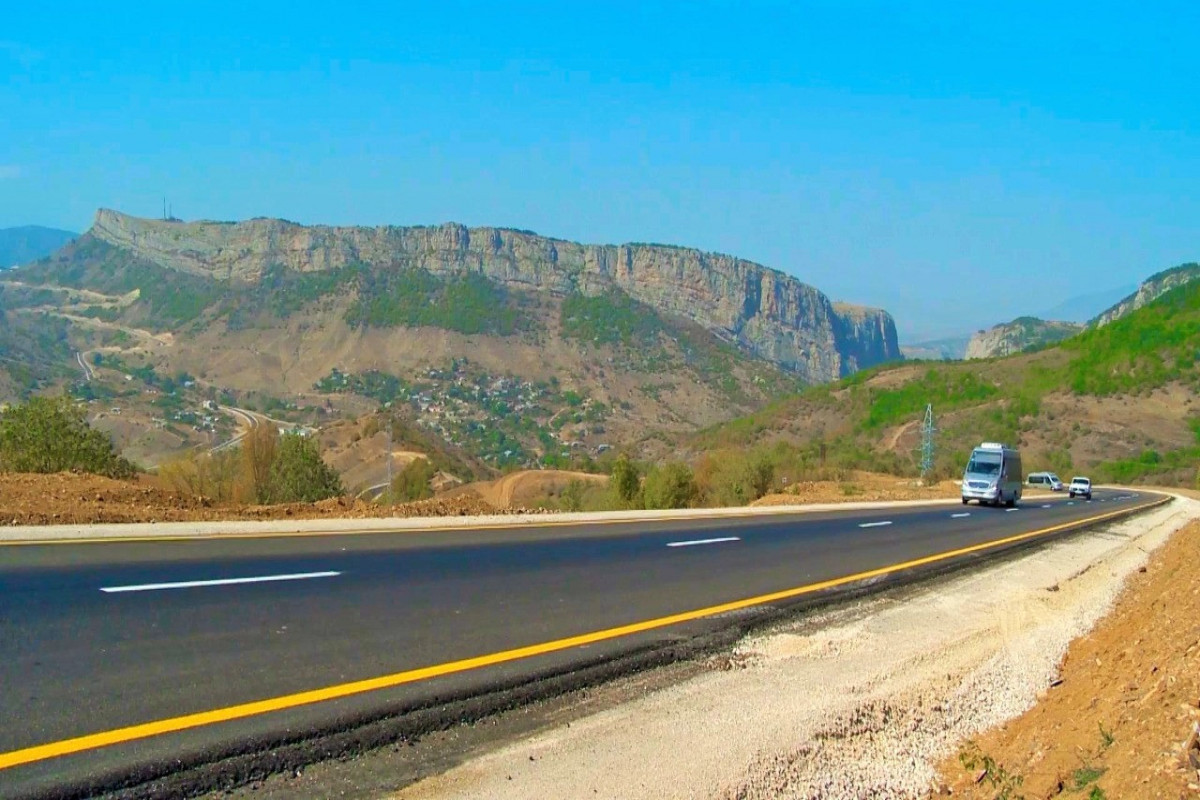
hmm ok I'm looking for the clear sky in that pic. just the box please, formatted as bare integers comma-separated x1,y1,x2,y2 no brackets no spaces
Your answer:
2,2,1196,339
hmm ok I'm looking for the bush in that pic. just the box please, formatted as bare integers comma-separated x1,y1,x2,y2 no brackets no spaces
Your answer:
268,434,344,503
642,462,697,509
0,396,136,478
389,458,435,502
695,449,775,507
158,449,242,502
610,455,641,507
242,423,278,503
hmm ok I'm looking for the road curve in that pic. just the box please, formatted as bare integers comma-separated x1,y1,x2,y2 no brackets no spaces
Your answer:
0,489,1167,798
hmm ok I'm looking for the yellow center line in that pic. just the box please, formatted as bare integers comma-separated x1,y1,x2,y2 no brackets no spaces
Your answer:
0,497,1166,771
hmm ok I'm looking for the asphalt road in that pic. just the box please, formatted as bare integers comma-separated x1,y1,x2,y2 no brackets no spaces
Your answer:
0,489,1164,798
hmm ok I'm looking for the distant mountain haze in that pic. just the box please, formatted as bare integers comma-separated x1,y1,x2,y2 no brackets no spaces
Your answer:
1035,284,1139,324
0,226,77,268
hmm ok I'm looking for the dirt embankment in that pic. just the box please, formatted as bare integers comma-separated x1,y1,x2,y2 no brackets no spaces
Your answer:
939,518,1200,798
0,472,501,525
455,469,609,509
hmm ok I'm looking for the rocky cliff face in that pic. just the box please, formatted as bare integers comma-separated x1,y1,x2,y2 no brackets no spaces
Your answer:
965,317,1083,359
1092,264,1200,327
89,209,901,381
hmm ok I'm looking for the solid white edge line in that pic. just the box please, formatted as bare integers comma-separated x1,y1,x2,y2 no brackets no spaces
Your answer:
665,537,741,548
858,521,893,528
100,571,342,593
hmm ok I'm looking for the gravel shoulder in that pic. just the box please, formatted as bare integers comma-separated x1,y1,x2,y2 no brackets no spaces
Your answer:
390,497,1198,800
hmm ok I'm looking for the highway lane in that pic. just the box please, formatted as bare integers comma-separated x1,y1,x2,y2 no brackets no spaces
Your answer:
0,489,1164,796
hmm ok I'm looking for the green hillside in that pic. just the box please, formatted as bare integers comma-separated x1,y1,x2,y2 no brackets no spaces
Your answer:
695,279,1200,486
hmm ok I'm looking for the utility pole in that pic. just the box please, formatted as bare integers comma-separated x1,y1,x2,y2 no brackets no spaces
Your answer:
920,403,936,482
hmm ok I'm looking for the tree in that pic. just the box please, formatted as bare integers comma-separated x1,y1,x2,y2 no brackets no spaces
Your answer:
268,434,343,502
610,454,641,507
0,396,136,478
389,457,435,502
642,462,697,510
242,423,278,503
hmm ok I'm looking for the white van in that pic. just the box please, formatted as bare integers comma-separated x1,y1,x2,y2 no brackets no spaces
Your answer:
1027,472,1064,491
961,442,1023,507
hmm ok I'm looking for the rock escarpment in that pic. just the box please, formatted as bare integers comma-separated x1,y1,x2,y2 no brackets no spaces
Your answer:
965,317,1083,359
90,209,901,381
1092,263,1200,327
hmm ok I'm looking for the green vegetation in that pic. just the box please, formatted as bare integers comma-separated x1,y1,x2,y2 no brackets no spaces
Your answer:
610,455,641,507
161,428,342,504
862,369,1000,430
222,262,362,326
347,268,526,335
386,458,435,502
0,396,136,478
696,279,1200,484
958,742,1025,799
268,434,344,502
21,236,226,328
1062,280,1200,395
0,310,73,396
642,461,698,509
317,362,608,470
560,290,665,347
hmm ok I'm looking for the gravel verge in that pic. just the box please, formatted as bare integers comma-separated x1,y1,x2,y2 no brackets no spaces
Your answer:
392,496,1197,800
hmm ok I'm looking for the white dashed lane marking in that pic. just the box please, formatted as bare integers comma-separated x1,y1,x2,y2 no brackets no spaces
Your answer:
666,537,741,548
101,571,342,593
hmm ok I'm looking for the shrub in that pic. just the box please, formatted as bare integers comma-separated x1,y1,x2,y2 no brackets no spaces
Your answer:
0,396,136,478
642,462,698,509
695,449,775,507
268,434,344,503
158,449,241,502
242,424,278,504
389,457,435,502
610,455,641,507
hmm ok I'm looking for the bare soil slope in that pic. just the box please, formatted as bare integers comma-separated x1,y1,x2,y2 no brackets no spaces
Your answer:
459,470,610,509
940,518,1200,798
0,472,499,525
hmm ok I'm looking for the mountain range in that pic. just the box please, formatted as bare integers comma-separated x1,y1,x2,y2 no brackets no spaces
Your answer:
0,209,901,469
0,225,76,268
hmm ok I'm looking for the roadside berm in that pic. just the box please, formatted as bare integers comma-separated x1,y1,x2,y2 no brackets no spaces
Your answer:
393,496,1199,800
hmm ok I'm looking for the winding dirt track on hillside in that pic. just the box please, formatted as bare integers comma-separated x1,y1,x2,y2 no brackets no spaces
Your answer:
465,470,608,509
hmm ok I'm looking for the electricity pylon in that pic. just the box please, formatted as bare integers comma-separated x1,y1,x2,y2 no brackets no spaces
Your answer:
920,403,936,480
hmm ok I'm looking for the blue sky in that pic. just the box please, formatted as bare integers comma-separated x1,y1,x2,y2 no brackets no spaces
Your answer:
2,2,1196,339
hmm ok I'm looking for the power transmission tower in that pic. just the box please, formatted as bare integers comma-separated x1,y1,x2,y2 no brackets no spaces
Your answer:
920,403,936,481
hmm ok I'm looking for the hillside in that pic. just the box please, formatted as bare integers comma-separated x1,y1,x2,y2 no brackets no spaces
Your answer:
694,278,1200,486
0,209,903,477
964,316,1083,359
78,209,900,380
1093,262,1200,326
0,225,76,268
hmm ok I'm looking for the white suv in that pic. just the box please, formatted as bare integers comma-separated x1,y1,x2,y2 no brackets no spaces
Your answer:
1068,476,1092,500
